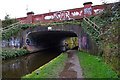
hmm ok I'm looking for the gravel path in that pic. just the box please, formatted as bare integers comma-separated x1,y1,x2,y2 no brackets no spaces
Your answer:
58,50,83,78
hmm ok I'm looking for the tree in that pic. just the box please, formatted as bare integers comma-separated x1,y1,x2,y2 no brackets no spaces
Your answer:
5,14,10,20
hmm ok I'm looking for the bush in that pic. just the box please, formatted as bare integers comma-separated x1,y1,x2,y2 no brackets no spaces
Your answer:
22,46,27,49
2,49,29,60
2,19,18,28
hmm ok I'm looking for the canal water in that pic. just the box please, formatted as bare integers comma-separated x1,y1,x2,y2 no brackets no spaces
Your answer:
2,47,64,78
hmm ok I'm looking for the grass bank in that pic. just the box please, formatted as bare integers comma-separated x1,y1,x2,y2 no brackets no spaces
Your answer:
1,49,29,60
22,53,67,78
77,52,118,78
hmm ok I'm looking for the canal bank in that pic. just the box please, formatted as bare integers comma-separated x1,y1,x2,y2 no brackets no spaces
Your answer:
22,52,67,78
22,50,83,78
2,47,64,78
2,49,29,60
23,50,118,78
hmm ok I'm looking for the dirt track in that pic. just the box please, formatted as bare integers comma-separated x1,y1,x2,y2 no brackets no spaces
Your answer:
58,50,83,78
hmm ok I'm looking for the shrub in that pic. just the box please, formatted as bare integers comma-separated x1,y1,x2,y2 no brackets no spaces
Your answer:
2,19,19,28
2,49,29,60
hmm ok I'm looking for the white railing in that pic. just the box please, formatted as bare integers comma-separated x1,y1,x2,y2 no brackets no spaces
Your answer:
1,20,25,32
83,16,103,35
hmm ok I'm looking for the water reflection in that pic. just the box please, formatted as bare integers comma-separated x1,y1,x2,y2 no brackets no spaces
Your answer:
2,47,64,78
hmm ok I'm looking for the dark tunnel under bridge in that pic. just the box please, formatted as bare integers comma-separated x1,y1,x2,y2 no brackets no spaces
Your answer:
25,31,78,52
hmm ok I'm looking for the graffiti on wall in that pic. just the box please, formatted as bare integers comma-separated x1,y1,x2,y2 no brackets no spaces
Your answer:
71,10,83,17
82,36,87,48
45,11,71,20
1,40,9,47
44,7,103,21
44,10,84,20
1,38,20,48
18,2,105,23
84,7,92,15
94,9,104,15
79,39,81,47
55,11,71,20
33,7,104,21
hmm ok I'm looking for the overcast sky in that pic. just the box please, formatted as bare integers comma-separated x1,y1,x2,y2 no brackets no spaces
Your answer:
0,0,119,20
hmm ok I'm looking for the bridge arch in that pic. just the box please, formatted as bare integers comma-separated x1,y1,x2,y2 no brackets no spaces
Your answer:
25,30,78,52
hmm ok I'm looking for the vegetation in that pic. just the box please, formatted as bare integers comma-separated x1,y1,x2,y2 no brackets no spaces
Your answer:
2,21,80,40
65,37,79,50
1,49,30,60
2,19,18,28
2,2,119,77
77,52,118,78
22,53,67,78
79,2,120,76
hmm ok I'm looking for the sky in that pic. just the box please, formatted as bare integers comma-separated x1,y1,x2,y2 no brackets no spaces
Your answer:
0,0,119,20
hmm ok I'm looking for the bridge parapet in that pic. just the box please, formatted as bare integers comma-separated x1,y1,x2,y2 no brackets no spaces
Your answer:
17,2,105,23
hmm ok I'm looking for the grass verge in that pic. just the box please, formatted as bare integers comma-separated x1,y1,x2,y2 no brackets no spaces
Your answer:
1,49,29,60
22,53,67,78
77,52,118,78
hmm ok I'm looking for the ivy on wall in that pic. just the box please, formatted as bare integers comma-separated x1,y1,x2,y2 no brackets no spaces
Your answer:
2,2,119,76
80,2,120,77
2,19,19,28
2,20,80,40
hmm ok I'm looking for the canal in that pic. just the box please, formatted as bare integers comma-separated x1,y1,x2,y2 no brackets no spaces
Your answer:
2,47,65,78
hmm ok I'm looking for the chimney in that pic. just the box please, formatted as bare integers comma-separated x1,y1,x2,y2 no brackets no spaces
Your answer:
26,11,34,23
83,2,93,16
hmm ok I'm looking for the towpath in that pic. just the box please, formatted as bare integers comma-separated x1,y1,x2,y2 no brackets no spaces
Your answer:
58,50,83,78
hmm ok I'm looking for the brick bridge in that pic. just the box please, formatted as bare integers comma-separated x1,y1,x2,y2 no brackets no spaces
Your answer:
2,2,107,54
